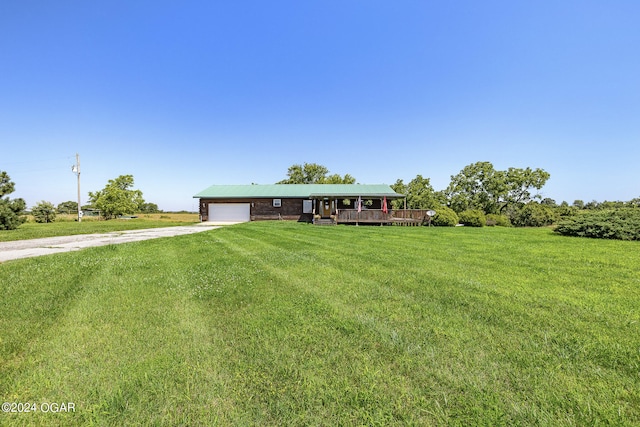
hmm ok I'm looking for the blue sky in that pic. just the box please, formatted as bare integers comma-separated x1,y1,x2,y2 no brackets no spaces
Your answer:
2,1,639,211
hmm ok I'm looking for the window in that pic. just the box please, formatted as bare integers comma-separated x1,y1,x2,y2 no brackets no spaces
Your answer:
273,199,282,207
302,200,313,213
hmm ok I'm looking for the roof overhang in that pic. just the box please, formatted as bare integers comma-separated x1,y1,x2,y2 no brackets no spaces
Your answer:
194,184,404,199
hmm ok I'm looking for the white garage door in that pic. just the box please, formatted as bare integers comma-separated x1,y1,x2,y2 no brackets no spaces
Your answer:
208,203,250,222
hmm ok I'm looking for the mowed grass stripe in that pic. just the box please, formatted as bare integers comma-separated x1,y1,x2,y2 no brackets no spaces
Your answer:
214,223,640,424
2,237,236,425
195,229,418,424
235,224,637,360
199,228,438,424
191,226,640,426
0,223,638,425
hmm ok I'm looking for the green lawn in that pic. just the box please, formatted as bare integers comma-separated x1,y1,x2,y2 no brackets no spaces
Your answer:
1,223,638,425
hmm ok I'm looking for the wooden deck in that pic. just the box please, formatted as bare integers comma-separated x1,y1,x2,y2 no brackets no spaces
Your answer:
334,209,432,225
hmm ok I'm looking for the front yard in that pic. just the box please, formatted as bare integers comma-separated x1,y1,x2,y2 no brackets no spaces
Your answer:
1,222,638,425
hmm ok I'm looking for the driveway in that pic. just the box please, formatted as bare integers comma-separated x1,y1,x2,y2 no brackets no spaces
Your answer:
0,223,220,263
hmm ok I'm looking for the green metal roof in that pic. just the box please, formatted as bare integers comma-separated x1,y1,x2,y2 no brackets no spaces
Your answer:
194,184,403,199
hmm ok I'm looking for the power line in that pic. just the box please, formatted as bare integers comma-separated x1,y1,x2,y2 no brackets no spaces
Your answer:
2,154,78,175
6,166,69,175
2,156,71,167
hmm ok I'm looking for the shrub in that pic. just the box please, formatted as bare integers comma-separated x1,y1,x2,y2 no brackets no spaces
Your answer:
485,214,511,227
0,171,27,230
458,209,486,227
431,206,458,227
555,205,579,218
554,209,640,241
32,201,57,223
511,203,557,227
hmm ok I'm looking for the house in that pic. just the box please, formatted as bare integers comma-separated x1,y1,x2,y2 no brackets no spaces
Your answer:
193,184,405,224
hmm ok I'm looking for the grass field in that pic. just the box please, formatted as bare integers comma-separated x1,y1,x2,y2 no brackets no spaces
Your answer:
0,213,199,242
1,222,638,425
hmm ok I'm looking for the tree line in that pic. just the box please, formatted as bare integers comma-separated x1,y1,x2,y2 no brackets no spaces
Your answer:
277,162,640,230
2,163,638,234
0,172,160,228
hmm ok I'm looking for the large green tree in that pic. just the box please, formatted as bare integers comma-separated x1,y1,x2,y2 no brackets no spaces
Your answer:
445,161,504,214
392,175,444,210
88,175,144,220
445,162,550,214
390,179,407,209
0,171,27,230
277,163,356,184
503,166,551,209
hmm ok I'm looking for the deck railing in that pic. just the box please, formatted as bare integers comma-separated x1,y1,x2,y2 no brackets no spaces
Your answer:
391,209,432,220
337,209,391,223
336,209,432,224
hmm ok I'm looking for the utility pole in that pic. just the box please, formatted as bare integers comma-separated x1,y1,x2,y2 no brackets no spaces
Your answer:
72,153,82,222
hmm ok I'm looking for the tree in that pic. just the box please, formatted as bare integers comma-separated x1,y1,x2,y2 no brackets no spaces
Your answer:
585,200,600,210
445,161,504,214
32,201,57,223
599,200,626,210
556,202,578,218
502,167,550,210
405,175,444,209
445,162,550,214
323,173,356,184
572,200,585,209
88,175,144,220
139,202,160,213
390,179,407,209
0,171,27,230
277,163,356,184
391,176,446,210
57,201,78,215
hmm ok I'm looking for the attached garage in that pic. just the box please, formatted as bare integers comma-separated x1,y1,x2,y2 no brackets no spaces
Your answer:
207,203,250,223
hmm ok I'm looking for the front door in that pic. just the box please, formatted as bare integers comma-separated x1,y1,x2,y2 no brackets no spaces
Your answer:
321,199,332,218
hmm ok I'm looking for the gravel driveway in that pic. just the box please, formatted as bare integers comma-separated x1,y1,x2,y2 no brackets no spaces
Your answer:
0,223,220,263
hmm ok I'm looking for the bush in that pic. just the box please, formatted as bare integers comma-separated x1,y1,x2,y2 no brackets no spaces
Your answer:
431,206,458,227
554,209,640,240
458,209,486,227
511,203,557,227
555,205,579,218
485,214,511,227
0,171,27,230
32,201,57,223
